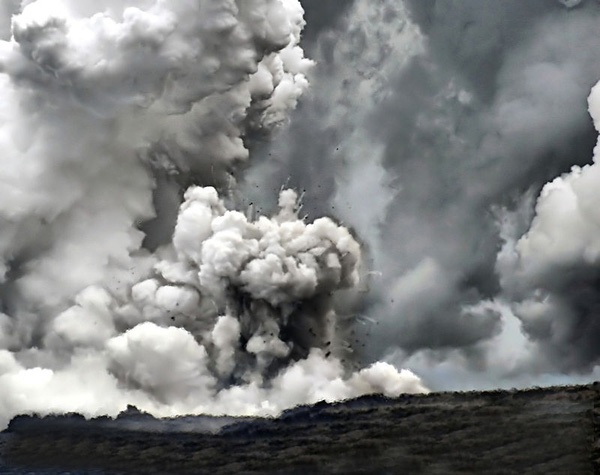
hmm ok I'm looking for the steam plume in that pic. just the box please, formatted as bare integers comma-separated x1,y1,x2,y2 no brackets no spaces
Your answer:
0,0,426,428
5,0,600,427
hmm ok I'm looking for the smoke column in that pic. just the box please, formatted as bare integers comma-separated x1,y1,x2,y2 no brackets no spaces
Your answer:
0,0,429,428
245,0,600,391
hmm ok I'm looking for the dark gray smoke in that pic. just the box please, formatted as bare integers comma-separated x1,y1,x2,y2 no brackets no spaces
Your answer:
246,0,600,389
373,0,600,353
298,0,355,43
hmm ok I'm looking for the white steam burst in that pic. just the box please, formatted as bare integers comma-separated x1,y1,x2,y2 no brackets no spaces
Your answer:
0,0,427,428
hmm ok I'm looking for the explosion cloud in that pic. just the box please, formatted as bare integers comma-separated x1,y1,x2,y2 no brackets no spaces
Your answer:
0,0,427,428
3,0,600,430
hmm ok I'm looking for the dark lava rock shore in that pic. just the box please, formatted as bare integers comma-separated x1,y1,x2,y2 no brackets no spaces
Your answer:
1,383,599,474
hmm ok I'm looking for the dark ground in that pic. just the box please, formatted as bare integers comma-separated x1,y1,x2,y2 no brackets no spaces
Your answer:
1,383,598,474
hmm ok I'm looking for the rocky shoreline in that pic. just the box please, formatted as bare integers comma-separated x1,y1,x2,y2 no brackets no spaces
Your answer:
1,383,598,474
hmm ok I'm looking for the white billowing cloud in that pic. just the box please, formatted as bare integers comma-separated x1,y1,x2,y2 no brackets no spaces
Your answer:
0,0,428,429
0,352,143,430
0,185,426,428
0,0,314,317
214,349,428,416
170,187,360,311
512,166,600,277
496,80,600,370
47,286,117,349
139,186,364,381
106,322,217,403
0,0,311,325
349,362,429,397
502,82,600,280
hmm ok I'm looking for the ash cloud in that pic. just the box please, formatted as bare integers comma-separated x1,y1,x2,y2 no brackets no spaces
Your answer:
297,0,354,44
0,0,427,429
2,0,600,427
246,0,600,389
371,0,600,357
